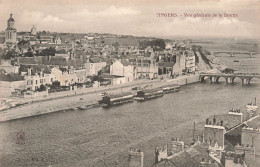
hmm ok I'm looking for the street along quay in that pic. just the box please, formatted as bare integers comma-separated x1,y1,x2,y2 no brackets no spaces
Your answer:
0,74,200,122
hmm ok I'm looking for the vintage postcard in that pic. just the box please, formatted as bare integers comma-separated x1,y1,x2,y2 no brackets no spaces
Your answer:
0,0,259,166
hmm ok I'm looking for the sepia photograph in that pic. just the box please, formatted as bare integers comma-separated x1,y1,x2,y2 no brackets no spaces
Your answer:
0,0,259,166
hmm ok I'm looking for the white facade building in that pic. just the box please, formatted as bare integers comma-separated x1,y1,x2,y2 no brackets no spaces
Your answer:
110,60,134,83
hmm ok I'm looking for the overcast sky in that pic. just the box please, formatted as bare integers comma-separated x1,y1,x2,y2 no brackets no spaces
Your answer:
0,0,259,39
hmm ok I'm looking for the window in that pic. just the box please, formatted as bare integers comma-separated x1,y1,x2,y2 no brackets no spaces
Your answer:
36,80,38,84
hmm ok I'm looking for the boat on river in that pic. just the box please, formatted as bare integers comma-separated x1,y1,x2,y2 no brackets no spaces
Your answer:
246,97,258,111
246,97,258,117
99,92,134,107
161,84,180,93
134,88,164,101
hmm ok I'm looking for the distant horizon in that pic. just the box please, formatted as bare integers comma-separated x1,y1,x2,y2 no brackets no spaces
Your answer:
1,0,259,40
1,29,260,43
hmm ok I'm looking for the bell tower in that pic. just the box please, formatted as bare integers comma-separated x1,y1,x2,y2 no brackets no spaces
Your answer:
5,13,17,45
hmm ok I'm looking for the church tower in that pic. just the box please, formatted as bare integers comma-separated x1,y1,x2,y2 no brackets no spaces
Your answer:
5,14,17,45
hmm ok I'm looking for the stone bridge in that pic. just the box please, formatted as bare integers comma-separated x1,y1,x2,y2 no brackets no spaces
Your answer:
199,73,260,85
213,51,256,58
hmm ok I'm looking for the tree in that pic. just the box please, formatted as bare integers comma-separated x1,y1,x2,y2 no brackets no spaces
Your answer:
38,84,47,92
37,47,56,56
24,52,33,57
51,81,61,89
2,50,17,59
91,75,105,82
139,39,166,51
0,73,24,81
18,40,30,50
112,42,119,49
41,30,47,35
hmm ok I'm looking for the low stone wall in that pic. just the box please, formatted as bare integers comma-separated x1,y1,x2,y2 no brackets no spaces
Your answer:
165,74,200,85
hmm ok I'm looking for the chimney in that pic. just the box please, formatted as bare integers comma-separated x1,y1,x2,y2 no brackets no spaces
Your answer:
155,147,159,164
28,68,32,76
202,133,205,143
48,55,51,62
17,57,20,66
220,150,226,166
213,114,216,125
129,148,144,167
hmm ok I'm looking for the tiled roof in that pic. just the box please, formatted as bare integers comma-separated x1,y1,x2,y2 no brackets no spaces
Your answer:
17,56,85,68
153,144,222,167
121,59,131,66
89,57,101,63
246,116,260,127
19,64,53,75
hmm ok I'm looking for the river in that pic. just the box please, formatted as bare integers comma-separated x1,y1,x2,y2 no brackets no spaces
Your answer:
0,53,259,167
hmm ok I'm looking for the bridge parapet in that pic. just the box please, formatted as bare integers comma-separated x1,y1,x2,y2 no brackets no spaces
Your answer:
199,73,260,85
213,51,256,58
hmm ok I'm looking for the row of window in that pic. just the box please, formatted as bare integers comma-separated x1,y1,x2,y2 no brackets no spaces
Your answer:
6,31,16,39
27,78,54,85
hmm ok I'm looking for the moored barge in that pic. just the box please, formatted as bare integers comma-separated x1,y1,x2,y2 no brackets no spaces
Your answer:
134,88,164,101
161,84,180,93
99,92,134,107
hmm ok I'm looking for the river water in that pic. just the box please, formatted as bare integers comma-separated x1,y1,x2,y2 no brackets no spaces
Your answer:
0,54,259,167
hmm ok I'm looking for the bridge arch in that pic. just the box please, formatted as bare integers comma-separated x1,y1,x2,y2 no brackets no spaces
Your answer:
248,77,260,84
199,76,206,82
215,76,226,83
199,74,260,85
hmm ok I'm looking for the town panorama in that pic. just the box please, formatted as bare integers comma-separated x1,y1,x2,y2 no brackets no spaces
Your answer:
0,0,260,167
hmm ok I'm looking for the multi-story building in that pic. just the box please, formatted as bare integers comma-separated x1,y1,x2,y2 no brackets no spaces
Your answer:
50,67,77,86
204,115,226,148
128,148,144,167
0,60,19,74
85,57,107,76
110,60,134,83
23,67,55,91
158,62,175,77
131,58,158,79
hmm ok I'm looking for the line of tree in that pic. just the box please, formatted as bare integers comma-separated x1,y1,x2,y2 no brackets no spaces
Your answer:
36,47,56,56
139,39,166,51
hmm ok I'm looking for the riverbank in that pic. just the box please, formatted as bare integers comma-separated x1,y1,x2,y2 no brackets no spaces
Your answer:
0,74,200,122
1,79,259,167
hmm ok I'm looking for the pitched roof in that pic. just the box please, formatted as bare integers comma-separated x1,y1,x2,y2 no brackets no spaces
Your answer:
153,144,222,167
121,59,131,66
104,92,133,99
89,57,101,63
17,56,85,68
19,64,53,75
0,73,24,81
